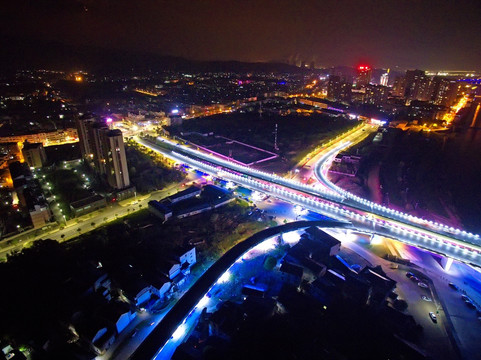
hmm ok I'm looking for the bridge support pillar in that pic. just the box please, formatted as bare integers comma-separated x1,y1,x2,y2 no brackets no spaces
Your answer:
440,256,454,272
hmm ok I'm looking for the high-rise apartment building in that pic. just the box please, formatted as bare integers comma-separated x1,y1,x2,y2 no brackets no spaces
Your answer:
76,117,130,189
392,76,406,97
431,77,459,107
356,65,372,87
102,129,130,189
76,116,96,159
380,70,389,87
327,75,352,103
363,85,389,106
404,70,432,101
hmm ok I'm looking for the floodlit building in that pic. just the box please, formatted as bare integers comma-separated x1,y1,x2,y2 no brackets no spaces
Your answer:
380,71,389,87
22,142,47,168
0,129,78,146
431,77,459,107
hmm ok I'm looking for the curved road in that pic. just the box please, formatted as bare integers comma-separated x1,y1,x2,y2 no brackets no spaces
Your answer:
130,220,348,360
136,136,481,266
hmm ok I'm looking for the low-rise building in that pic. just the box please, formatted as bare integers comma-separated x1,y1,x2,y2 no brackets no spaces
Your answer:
149,185,234,222
75,316,116,355
148,200,172,221
286,227,341,266
159,260,182,280
70,194,107,217
101,301,136,335
302,226,341,258
21,142,47,168
172,246,197,273
28,202,52,229
279,261,304,287
0,128,78,147
9,161,52,228
167,185,201,204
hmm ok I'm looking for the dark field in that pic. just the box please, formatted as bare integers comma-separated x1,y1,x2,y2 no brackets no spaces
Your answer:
358,128,481,233
185,135,277,165
168,112,358,171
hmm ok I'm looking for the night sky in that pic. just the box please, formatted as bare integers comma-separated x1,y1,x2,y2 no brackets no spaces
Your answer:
2,0,481,70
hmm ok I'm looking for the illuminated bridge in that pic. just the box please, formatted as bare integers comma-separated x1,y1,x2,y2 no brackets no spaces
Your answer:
136,136,481,267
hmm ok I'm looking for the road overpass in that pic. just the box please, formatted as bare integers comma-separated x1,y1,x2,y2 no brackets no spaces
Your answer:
136,136,481,267
313,140,481,247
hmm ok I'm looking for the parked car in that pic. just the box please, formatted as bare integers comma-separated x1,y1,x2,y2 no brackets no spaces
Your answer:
406,272,415,278
429,312,437,323
418,282,429,288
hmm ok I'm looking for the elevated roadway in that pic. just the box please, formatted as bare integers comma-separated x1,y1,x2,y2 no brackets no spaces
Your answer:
136,136,481,267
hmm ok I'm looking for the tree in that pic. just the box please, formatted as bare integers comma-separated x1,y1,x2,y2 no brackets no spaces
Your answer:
263,255,277,271
60,234,65,240
91,222,95,228
77,228,81,234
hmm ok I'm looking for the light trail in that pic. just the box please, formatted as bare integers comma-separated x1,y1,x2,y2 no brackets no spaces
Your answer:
135,136,481,266
312,137,481,247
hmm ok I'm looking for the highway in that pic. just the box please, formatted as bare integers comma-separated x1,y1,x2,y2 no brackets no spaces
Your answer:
312,139,481,247
135,135,481,267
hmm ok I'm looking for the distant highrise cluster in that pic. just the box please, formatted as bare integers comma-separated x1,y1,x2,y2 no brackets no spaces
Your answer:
76,117,130,190
392,70,459,106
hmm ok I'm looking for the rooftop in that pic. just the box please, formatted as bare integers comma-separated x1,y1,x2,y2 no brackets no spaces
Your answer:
70,194,105,209
167,185,201,203
22,141,43,151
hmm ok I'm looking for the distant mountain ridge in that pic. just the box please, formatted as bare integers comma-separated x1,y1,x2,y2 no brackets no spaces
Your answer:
0,37,307,74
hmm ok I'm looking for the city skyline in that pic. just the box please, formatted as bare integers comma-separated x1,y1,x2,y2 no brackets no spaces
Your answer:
1,2,481,359
1,0,481,71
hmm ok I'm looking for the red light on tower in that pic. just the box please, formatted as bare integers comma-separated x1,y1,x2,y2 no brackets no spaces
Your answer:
357,65,372,86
